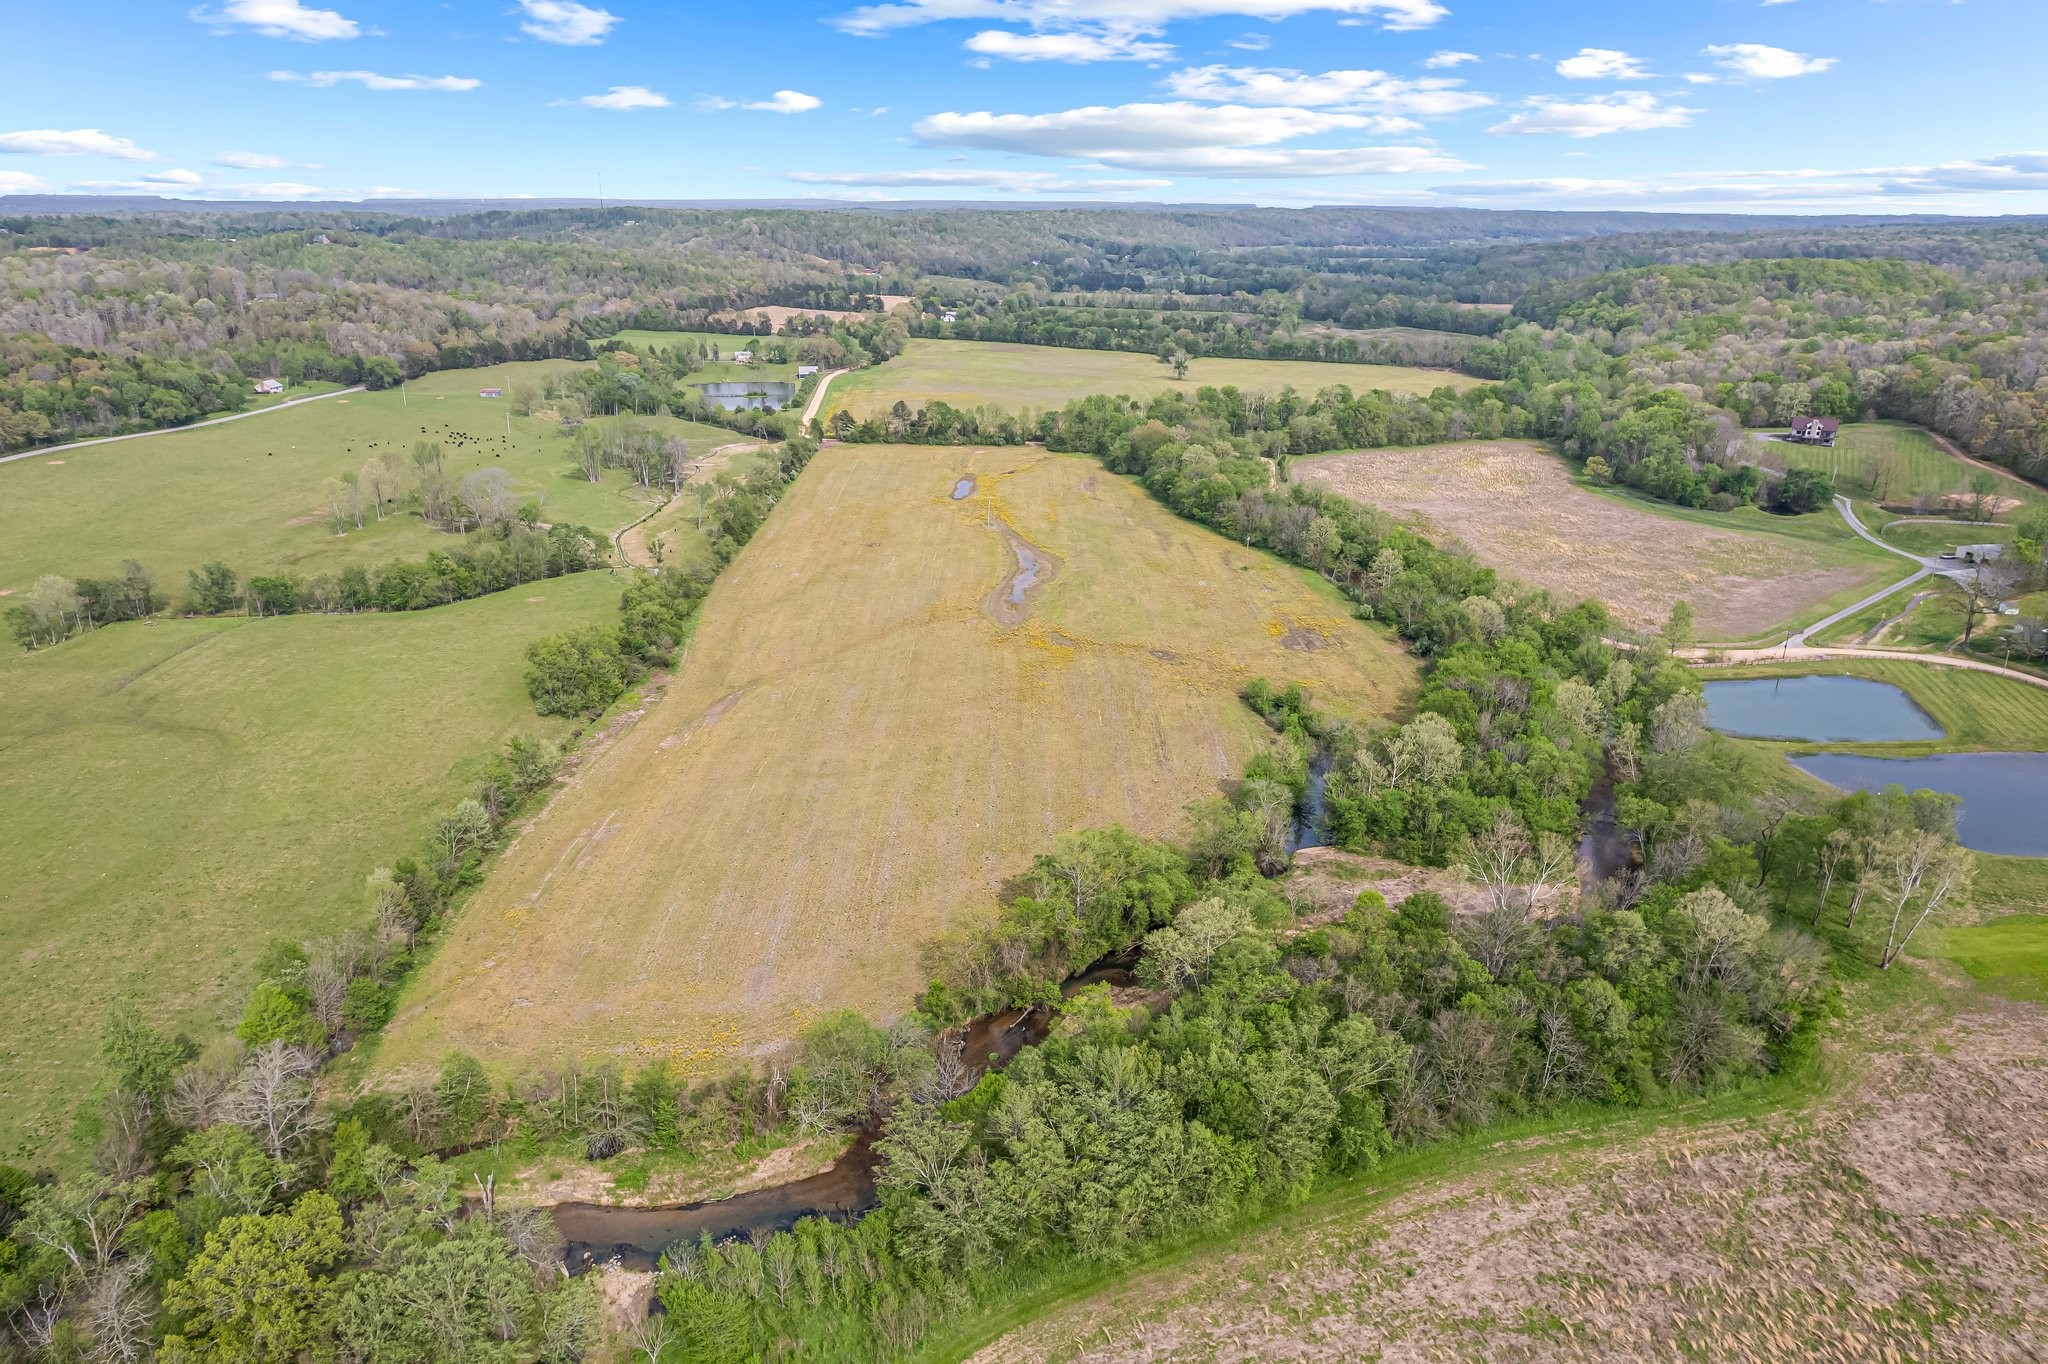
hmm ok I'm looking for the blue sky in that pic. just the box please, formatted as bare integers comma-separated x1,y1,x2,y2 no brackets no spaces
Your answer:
4,0,2045,211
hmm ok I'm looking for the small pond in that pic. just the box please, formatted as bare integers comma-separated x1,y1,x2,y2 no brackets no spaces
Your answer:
951,476,976,500
695,380,797,412
1704,676,1944,743
1790,752,2048,856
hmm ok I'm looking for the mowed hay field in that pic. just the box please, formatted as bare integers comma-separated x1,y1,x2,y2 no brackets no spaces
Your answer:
0,361,736,595
0,574,611,1162
376,445,1418,1080
1293,442,1897,638
824,339,1475,419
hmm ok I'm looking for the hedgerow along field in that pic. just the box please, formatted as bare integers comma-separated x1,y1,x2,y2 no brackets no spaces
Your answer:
0,360,737,596
0,573,613,1164
375,443,1419,1083
822,338,1477,420
958,978,2047,1364
1291,441,1901,639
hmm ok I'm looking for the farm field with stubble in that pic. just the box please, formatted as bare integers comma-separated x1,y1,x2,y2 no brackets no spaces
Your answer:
374,443,1419,1082
822,338,1476,420
0,573,611,1163
0,360,736,596
1292,441,1901,638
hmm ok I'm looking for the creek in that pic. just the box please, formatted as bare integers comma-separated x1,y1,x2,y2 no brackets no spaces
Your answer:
553,958,1137,1271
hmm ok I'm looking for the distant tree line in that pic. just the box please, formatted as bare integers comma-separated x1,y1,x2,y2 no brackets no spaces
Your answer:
7,521,603,651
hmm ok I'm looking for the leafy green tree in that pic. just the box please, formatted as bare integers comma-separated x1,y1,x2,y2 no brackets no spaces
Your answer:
160,1190,345,1363
236,983,320,1048
335,1228,537,1364
524,625,629,716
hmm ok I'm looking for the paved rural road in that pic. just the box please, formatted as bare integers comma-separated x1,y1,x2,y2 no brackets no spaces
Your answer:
801,369,848,429
0,385,367,467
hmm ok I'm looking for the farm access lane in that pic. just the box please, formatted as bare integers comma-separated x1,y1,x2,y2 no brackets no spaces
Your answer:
1681,641,2048,694
0,386,366,467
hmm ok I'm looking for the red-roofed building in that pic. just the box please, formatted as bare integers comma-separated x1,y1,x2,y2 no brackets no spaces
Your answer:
1789,417,1840,446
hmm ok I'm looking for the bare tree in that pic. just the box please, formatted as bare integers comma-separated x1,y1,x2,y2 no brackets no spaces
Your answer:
1813,828,1853,925
1524,830,1574,912
623,1314,676,1364
228,1041,326,1168
1956,558,2023,647
82,1255,154,1364
1457,810,1530,914
457,468,516,531
1879,839,1974,969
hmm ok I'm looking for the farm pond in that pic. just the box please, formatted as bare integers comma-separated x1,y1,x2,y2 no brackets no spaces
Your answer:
1702,676,1944,743
1790,752,2048,857
695,380,797,411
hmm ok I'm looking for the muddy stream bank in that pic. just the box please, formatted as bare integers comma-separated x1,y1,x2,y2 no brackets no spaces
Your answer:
554,958,1135,1272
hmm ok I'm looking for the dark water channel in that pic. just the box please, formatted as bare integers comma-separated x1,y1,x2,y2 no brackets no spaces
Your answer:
1790,752,2048,857
695,381,797,412
1288,752,1332,853
1576,765,1630,893
1703,676,1944,743
554,958,1136,1271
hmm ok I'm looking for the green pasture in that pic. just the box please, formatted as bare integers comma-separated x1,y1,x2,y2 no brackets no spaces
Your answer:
1931,915,2048,1001
823,338,1476,419
0,361,735,595
1880,521,2014,557
0,573,614,1163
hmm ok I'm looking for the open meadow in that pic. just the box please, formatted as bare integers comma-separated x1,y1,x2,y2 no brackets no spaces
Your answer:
605,330,810,382
0,574,613,1162
1292,442,1900,638
374,443,1420,1082
823,338,1475,420
0,361,737,596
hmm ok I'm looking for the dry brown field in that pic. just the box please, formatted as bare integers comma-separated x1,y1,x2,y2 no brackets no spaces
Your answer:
375,445,1417,1081
1293,442,1897,638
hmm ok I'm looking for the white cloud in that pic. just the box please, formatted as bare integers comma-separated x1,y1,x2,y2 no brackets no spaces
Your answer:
835,1,1448,38
1703,43,1835,79
913,100,1467,176
0,171,49,193
1881,153,2048,195
1230,32,1269,50
786,168,1172,192
745,90,823,114
1421,159,2048,208
1555,48,1650,80
517,0,619,46
575,85,671,110
189,0,359,41
0,129,159,161
73,168,207,190
269,69,482,91
1488,92,1695,138
1162,65,1492,118
213,150,322,169
1681,72,1717,85
965,29,1172,61
1422,50,1478,68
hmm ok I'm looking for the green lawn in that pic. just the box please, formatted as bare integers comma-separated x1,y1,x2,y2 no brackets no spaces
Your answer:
1880,522,2013,557
0,361,735,596
0,574,614,1164
824,338,1475,419
1773,421,2044,510
1931,915,2048,1001
1807,578,1938,648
